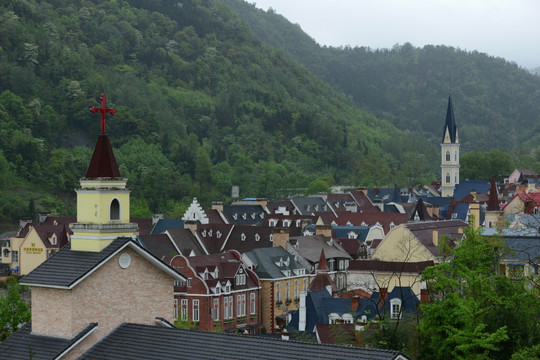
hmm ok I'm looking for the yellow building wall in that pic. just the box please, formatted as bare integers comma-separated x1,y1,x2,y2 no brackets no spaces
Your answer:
502,197,525,218
376,273,422,296
371,226,435,263
19,229,49,275
77,191,131,224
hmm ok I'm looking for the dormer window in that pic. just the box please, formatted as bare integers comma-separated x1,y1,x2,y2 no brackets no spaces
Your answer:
50,234,57,246
242,213,247,220
390,222,395,229
283,220,291,227
269,219,277,226
233,213,238,220
217,231,222,238
296,220,301,227
241,233,246,241
251,213,256,219
260,213,264,219
269,234,273,242
255,233,260,241
390,298,402,319
110,198,120,221
202,230,207,237
208,229,212,237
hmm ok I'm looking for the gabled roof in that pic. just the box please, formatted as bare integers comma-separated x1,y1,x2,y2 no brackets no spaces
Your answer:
453,180,490,202
349,190,374,209
221,225,272,253
289,235,351,264
315,324,356,345
266,199,296,214
291,196,333,216
79,322,408,360
20,238,185,289
442,95,457,143
333,213,408,234
139,234,179,259
195,224,234,254
85,134,121,178
165,228,206,256
244,247,305,280
0,322,97,360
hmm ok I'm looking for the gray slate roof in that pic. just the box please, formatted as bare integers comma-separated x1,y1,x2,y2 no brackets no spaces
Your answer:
79,322,407,360
244,246,305,279
20,238,131,288
0,322,97,360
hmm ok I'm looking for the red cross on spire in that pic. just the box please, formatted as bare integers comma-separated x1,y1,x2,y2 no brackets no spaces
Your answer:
90,94,116,134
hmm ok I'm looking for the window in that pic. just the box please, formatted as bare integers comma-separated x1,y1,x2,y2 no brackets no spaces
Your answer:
50,235,57,246
303,278,308,291
250,293,256,315
446,173,451,184
236,269,246,285
212,298,219,321
390,298,401,319
12,250,18,263
454,150,457,161
187,278,192,287
174,299,178,319
339,260,344,270
181,299,188,320
445,150,450,162
237,294,246,316
174,280,185,287
285,283,290,302
241,233,246,241
255,233,260,241
224,296,233,319
276,288,281,303
216,231,222,238
110,198,120,220
193,299,199,322
294,280,299,299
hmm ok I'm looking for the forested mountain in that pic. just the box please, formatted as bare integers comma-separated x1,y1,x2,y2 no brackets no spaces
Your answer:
225,0,540,153
0,0,439,227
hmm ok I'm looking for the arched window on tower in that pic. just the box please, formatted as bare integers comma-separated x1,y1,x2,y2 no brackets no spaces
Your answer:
454,150,458,162
110,198,120,221
446,150,450,162
446,173,451,184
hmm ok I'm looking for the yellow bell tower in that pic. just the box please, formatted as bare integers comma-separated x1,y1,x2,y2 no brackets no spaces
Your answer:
70,94,138,251
440,95,460,197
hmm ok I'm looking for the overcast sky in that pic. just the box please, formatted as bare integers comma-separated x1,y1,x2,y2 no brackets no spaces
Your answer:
253,0,540,69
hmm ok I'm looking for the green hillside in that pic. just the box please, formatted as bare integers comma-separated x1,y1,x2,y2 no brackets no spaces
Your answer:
0,0,438,225
225,0,540,153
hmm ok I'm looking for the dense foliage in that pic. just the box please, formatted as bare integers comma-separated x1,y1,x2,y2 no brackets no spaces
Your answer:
225,0,540,153
0,0,431,226
417,227,540,360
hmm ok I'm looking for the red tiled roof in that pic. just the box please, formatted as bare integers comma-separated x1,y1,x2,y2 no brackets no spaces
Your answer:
85,134,120,178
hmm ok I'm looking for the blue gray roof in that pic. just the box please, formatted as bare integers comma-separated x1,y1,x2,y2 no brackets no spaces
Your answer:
79,322,408,360
223,205,266,226
482,227,540,263
150,219,184,235
290,196,331,216
357,286,419,320
0,322,97,360
332,225,370,242
244,247,305,279
453,180,490,201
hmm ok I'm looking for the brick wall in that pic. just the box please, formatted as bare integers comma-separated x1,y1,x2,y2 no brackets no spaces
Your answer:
31,247,174,358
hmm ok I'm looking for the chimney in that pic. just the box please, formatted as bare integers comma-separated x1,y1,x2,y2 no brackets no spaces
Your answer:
272,228,290,249
316,225,332,237
420,289,430,304
432,229,439,247
38,211,51,224
152,213,163,225
281,329,289,341
211,201,223,212
379,287,388,306
351,296,360,312
184,220,198,233
448,197,456,219
299,291,307,331
19,217,32,230
469,202,480,229
373,187,378,196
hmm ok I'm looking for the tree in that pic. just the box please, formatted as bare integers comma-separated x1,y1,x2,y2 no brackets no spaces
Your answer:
418,226,540,360
0,279,31,340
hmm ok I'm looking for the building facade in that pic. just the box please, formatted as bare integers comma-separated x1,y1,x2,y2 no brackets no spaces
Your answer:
441,96,460,197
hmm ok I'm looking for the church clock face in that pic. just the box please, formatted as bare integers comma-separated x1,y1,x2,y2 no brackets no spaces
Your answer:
119,253,131,269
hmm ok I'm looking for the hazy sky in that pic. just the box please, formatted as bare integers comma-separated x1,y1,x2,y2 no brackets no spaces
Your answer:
253,0,540,69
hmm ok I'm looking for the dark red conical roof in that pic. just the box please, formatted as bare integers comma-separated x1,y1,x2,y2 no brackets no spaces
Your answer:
85,134,121,178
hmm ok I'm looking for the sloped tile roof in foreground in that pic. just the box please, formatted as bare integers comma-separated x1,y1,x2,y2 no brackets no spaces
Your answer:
0,322,97,360
80,323,409,360
20,238,131,288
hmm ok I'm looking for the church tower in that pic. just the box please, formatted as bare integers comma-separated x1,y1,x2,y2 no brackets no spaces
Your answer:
440,95,460,197
70,94,138,251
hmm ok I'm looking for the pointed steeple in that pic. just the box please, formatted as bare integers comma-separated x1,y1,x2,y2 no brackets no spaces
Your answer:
487,176,499,211
85,134,121,178
442,95,458,143
317,248,329,272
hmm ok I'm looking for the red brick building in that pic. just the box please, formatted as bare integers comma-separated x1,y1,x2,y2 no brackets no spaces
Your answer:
171,250,261,333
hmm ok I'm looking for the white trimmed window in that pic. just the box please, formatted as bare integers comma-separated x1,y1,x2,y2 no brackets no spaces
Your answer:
212,298,219,321
174,299,178,319
110,198,120,220
390,298,402,320
181,299,188,320
250,293,256,315
193,299,199,322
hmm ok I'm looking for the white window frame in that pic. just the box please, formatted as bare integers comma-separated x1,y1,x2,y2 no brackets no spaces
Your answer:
390,298,402,320
193,299,199,322
250,293,256,315
181,299,188,321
